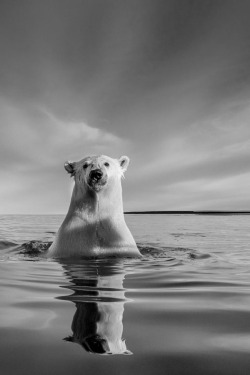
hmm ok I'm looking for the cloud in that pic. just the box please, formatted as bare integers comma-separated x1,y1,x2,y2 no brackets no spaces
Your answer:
0,98,129,213
37,107,126,162
0,98,127,166
123,98,250,210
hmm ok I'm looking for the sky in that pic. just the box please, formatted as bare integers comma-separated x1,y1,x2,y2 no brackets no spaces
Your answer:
1,0,250,213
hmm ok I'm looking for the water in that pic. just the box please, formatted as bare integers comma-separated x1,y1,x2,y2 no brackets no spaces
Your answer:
1,214,250,374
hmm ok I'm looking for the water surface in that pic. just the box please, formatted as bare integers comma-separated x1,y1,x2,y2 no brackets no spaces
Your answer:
1,214,250,374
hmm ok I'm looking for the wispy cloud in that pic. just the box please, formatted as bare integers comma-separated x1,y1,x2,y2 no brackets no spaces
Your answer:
0,99,128,213
0,99,127,165
123,98,250,211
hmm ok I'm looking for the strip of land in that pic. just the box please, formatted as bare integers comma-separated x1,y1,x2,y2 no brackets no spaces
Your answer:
125,211,250,215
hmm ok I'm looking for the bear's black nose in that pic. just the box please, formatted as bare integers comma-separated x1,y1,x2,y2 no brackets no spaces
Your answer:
89,169,103,181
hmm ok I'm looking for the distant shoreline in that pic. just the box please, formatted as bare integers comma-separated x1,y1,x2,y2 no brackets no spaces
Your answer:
125,211,250,215
2,211,250,216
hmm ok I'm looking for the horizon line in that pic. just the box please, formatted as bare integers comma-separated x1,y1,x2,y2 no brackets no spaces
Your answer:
125,210,250,215
1,210,250,215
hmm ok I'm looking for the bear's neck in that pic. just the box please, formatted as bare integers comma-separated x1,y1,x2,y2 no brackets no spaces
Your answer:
66,180,124,222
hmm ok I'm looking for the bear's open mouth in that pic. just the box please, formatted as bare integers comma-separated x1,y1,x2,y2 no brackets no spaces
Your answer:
87,177,107,192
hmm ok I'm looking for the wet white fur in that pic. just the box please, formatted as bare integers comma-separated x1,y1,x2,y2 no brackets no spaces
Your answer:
47,155,141,258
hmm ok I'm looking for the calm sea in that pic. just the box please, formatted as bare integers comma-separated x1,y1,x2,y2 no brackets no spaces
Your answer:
1,214,250,375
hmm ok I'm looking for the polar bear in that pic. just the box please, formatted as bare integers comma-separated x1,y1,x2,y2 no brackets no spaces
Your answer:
47,155,141,258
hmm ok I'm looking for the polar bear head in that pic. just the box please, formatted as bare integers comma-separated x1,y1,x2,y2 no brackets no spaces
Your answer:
64,155,130,193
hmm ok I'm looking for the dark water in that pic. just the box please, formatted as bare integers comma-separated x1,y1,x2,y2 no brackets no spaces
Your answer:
1,214,250,375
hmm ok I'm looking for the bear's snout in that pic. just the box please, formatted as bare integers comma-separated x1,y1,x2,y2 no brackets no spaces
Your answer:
87,167,107,192
89,169,103,181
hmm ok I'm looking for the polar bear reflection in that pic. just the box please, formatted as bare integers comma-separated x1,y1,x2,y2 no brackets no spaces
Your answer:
59,261,132,355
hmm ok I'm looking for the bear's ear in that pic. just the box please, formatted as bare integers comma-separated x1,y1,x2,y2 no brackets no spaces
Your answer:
119,156,130,172
64,161,76,176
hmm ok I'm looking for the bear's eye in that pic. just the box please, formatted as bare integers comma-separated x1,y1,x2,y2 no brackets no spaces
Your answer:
83,163,89,169
104,162,109,167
